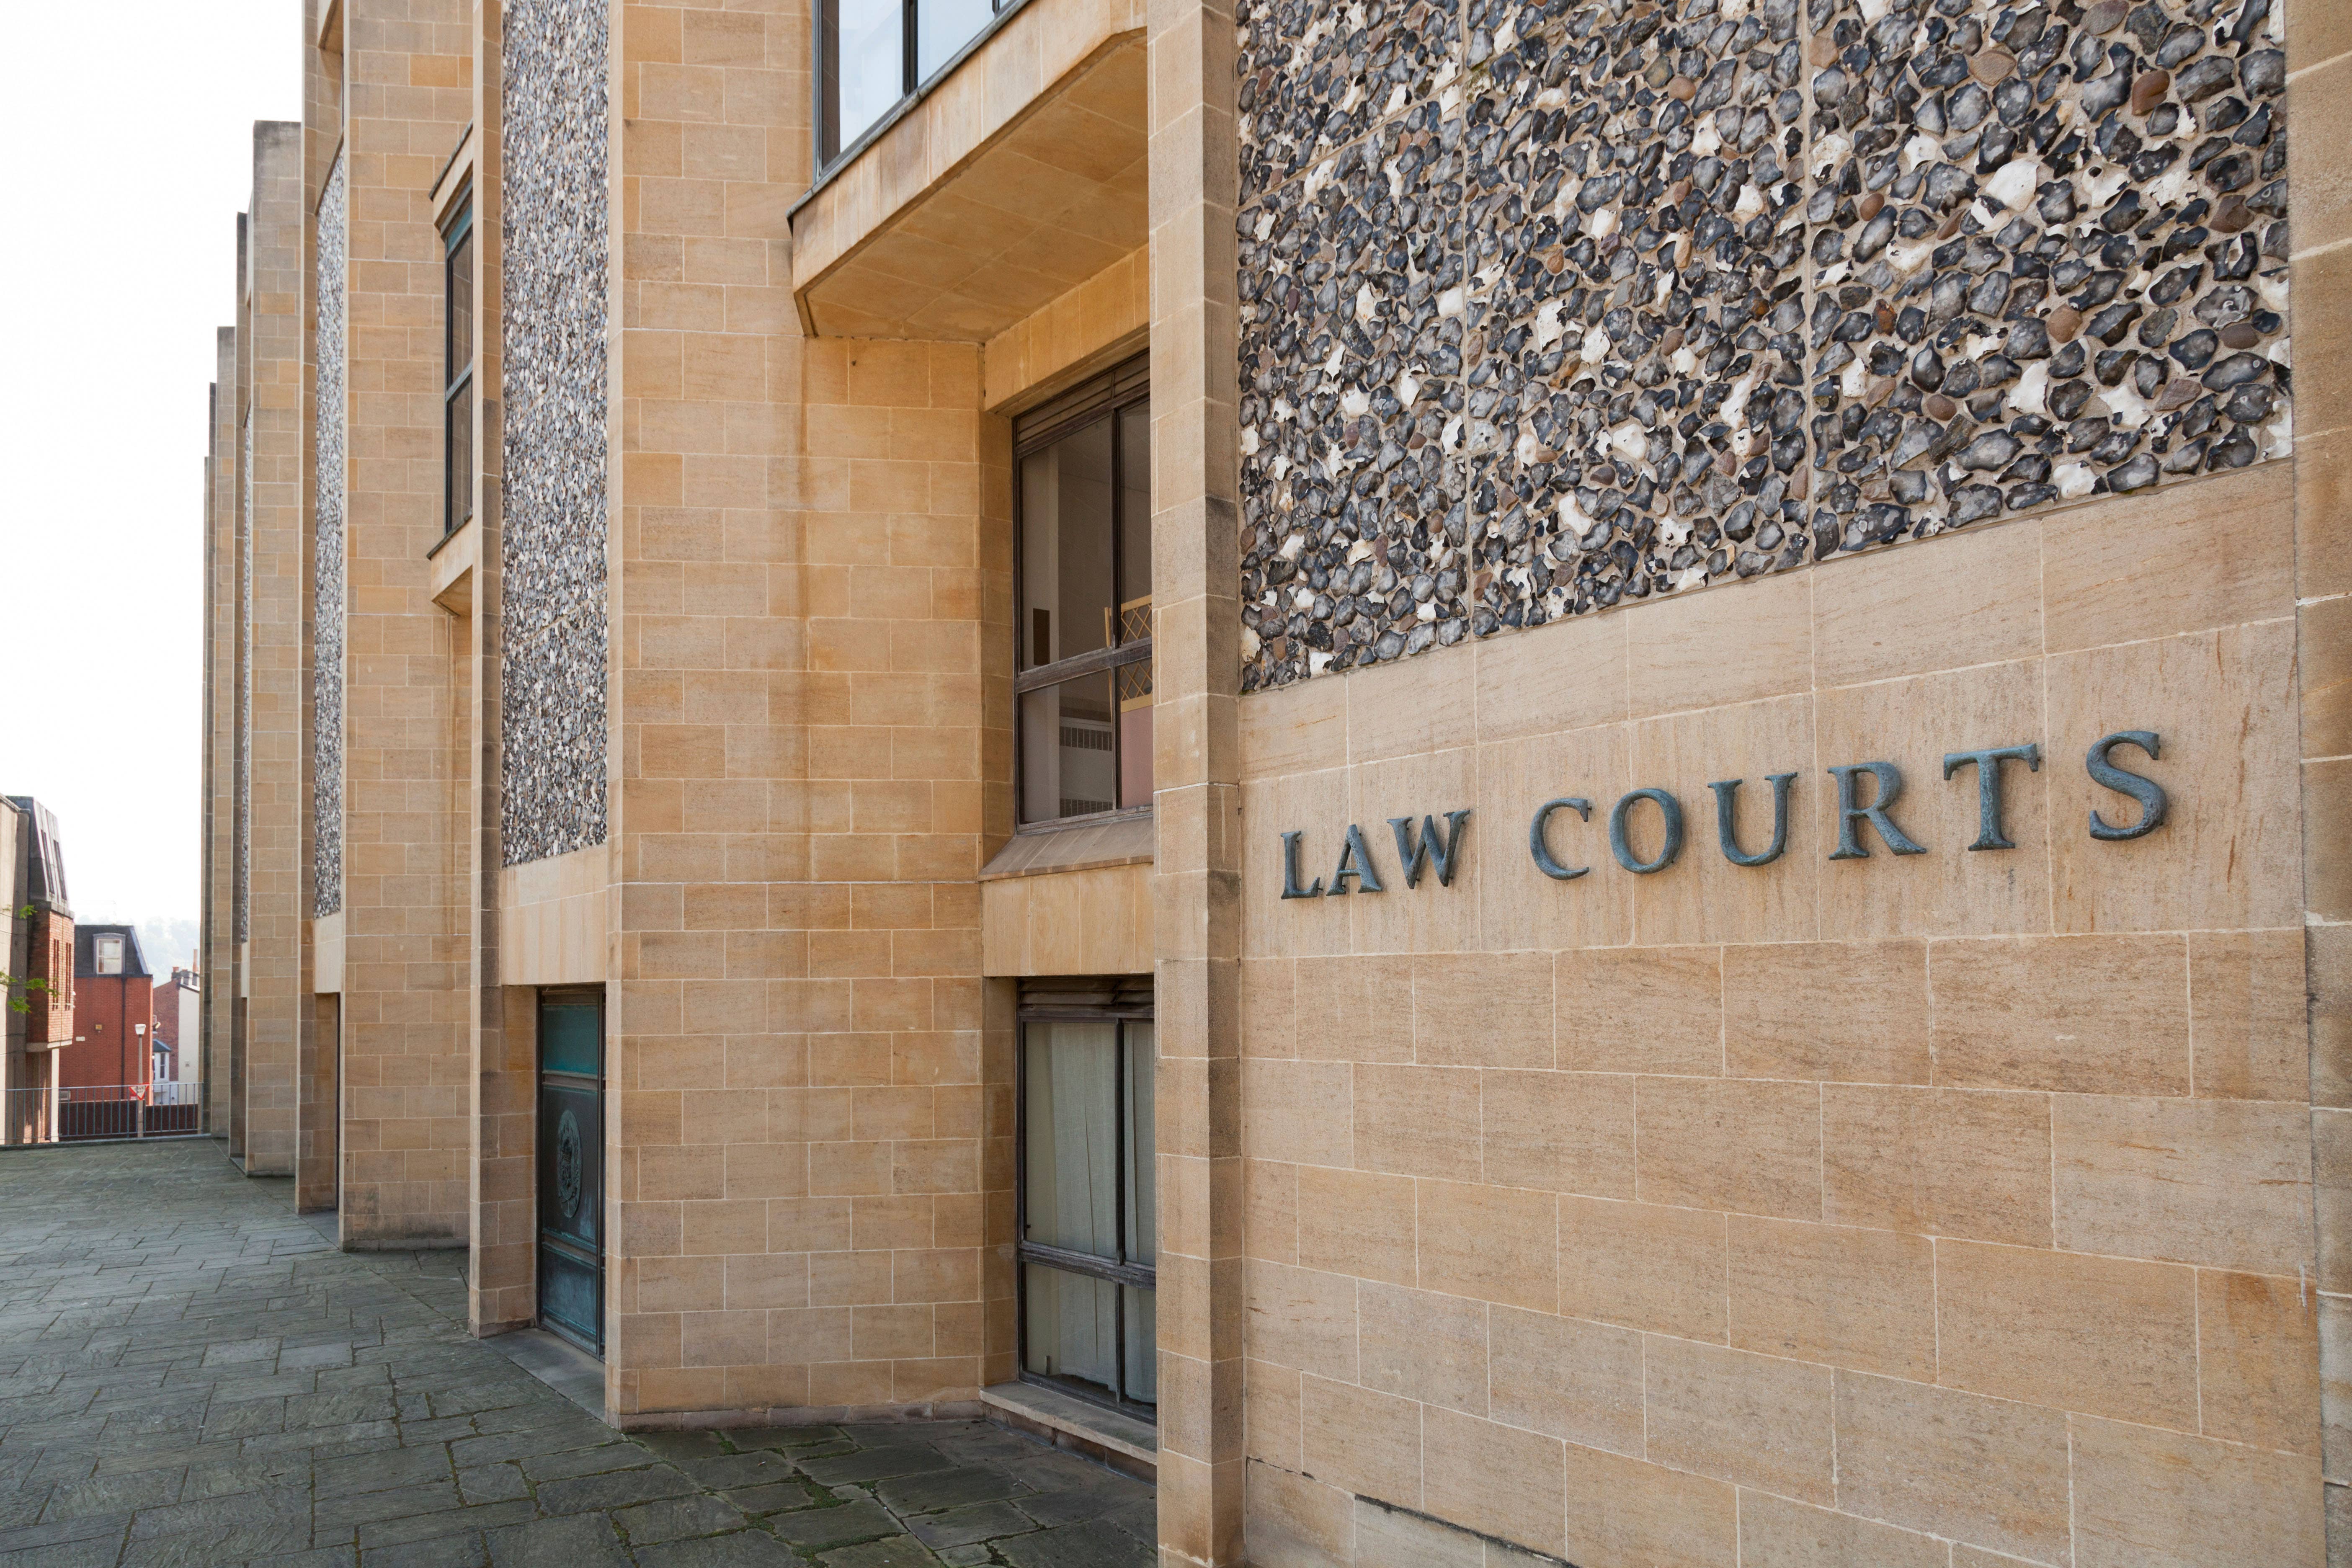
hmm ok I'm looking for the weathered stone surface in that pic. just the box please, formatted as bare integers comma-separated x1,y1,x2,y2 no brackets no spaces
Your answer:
313,152,346,918
0,1145,1158,1568
1235,0,2290,691
500,0,610,866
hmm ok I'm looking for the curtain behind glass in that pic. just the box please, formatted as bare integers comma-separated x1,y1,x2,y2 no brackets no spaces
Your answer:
1024,1264,1119,1391
1024,1021,1117,1259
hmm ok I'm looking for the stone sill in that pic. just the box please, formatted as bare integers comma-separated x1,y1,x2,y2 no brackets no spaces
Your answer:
980,1381,1156,1482
979,812,1153,882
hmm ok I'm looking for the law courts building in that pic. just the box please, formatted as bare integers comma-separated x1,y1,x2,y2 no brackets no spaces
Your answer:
197,0,2348,1559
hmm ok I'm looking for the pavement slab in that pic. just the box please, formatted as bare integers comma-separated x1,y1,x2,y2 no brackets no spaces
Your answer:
0,1143,1157,1565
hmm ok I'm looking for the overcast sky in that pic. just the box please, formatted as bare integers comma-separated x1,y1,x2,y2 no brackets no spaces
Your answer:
0,3,301,939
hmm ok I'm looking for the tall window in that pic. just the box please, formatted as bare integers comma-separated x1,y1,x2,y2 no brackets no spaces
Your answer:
1016,358,1151,828
93,936,123,976
444,203,475,537
1018,976,1154,1416
817,0,1005,169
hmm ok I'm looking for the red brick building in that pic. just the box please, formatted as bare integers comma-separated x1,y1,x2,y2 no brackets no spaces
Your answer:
67,925,152,1093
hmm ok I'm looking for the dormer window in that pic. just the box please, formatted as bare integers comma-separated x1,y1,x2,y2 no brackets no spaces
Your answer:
94,936,123,976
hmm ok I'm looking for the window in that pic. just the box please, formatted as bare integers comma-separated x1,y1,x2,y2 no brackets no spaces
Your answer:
1016,358,1151,828
1018,976,1154,1416
816,0,1006,169
93,936,123,976
444,202,475,537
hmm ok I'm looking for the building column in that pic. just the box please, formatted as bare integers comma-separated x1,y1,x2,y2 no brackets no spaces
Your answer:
1148,0,1247,1559
245,121,309,1177
205,322,240,1140
334,0,476,1247
2291,1,2352,1547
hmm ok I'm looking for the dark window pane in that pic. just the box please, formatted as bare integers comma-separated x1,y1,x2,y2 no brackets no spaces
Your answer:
1117,400,1150,615
1019,670,1116,824
447,379,473,533
540,1000,601,1078
447,227,473,381
917,0,995,82
1122,1020,1154,1267
1115,655,1152,810
1121,1284,1157,1405
833,0,904,153
1019,417,1115,670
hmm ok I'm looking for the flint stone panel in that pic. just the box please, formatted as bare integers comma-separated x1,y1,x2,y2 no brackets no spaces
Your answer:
500,0,610,867
314,154,346,918
1234,0,2289,691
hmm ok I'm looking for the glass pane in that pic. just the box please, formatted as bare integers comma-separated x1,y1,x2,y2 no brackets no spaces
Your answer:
539,1246,600,1348
1019,417,1115,670
1122,1022,1155,1266
1117,400,1150,613
1020,671,1117,824
541,999,601,1078
1115,659,1152,810
1024,1263,1118,1393
447,379,473,532
916,0,995,82
536,1083,601,1249
1121,1285,1156,1405
1024,1020,1118,1259
834,0,904,153
447,227,473,380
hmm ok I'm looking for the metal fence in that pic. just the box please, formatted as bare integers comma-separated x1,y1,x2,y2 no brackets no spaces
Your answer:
3,1083,201,1144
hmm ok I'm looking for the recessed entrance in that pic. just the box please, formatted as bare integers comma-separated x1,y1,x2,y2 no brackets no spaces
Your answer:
535,987,603,1355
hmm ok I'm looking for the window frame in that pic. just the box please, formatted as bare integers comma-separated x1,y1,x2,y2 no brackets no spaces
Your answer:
94,936,123,977
1011,355,1153,833
442,199,475,540
812,0,1016,175
1014,977,1156,1421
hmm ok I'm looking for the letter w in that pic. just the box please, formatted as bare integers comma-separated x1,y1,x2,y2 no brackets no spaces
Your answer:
1387,810,1472,888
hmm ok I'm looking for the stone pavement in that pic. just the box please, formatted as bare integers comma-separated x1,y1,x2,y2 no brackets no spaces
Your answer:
0,1142,1155,1567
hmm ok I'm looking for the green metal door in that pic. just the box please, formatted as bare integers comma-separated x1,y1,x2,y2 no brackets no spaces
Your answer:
536,989,603,1354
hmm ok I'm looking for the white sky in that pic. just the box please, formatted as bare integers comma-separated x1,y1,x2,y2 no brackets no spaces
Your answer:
0,3,301,937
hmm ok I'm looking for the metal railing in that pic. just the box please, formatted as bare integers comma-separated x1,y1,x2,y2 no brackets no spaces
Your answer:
4,1083,201,1145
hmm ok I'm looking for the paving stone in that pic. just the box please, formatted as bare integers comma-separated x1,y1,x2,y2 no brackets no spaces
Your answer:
817,1535,942,1567
533,1463,699,1515
903,1500,1039,1550
762,1498,901,1550
458,1462,531,1505
993,1515,1155,1568
630,1530,802,1568
795,1449,952,1487
874,1465,1025,1516
314,1444,451,1496
722,1479,826,1516
361,1530,487,1567
0,1147,1162,1568
358,1498,535,1550
312,1478,462,1536
485,1512,631,1568
676,1451,799,1490
613,1493,749,1545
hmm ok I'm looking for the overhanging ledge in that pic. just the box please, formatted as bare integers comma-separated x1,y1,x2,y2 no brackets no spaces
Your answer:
789,0,1147,342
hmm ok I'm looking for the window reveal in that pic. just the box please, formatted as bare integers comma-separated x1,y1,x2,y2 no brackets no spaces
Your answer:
443,204,475,538
1015,358,1152,828
1017,975,1155,1416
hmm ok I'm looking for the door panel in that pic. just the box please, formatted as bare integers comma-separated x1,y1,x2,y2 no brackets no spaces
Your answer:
536,992,603,1354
